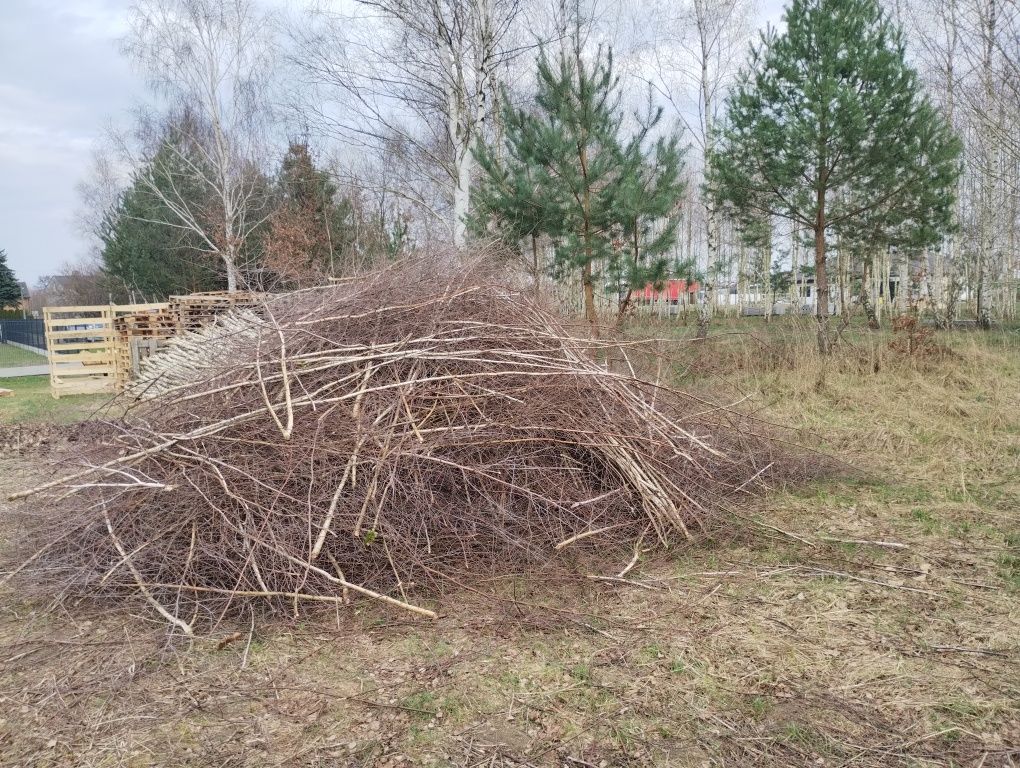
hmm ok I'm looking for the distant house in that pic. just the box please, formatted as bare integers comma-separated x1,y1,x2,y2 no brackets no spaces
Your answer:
634,279,701,305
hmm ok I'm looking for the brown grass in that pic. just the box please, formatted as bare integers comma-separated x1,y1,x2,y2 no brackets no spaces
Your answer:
0,316,1017,766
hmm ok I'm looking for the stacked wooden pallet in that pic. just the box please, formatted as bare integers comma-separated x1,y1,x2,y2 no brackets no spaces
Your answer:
44,303,169,398
112,306,176,390
170,291,261,333
45,293,265,398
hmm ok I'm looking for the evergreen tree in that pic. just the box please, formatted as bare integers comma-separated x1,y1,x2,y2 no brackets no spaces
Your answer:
470,122,562,296
707,0,961,353
101,138,224,300
611,106,687,323
263,143,353,286
0,250,22,309
474,46,686,334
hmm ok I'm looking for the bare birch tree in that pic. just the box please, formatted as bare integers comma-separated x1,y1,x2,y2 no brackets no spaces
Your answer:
121,0,277,291
289,0,528,248
908,0,1019,324
647,0,756,334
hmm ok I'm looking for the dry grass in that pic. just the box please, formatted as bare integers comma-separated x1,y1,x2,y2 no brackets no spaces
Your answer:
0,320,1018,766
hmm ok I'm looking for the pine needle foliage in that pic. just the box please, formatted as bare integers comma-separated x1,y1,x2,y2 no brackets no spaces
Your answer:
707,0,962,353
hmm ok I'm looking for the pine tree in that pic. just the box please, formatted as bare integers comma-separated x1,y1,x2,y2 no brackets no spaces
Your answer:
0,250,22,309
101,138,224,300
707,0,962,353
611,105,687,323
470,121,562,297
474,46,686,334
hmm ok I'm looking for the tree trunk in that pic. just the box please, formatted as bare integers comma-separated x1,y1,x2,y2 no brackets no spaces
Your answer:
615,229,641,328
860,257,879,330
531,234,540,301
224,242,238,293
838,239,850,326
701,43,716,338
814,216,830,356
582,262,598,337
737,241,747,317
453,153,471,248
790,225,801,307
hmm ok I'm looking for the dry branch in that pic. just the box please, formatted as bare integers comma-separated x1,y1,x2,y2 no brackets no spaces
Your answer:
5,258,800,631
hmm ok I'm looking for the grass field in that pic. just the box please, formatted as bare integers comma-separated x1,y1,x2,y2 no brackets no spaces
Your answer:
0,342,47,368
0,322,1017,766
0,375,112,425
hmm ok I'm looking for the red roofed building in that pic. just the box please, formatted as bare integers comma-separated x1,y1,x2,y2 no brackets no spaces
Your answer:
636,279,701,304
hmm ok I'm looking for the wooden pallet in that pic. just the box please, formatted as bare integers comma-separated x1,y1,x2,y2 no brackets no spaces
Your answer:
169,291,261,333
112,306,176,390
45,293,264,397
44,304,169,398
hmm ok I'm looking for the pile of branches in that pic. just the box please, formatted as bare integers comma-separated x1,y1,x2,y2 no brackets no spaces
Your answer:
6,259,802,632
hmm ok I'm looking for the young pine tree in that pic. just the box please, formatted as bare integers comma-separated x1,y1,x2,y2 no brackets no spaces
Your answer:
470,119,564,297
707,0,961,354
474,46,685,335
611,104,687,324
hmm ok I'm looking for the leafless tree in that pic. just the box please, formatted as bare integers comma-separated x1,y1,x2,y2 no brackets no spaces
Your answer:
288,0,530,248
120,0,278,291
908,0,1019,323
645,0,756,332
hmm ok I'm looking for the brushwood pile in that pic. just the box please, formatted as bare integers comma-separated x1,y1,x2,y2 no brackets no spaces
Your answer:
7,260,802,631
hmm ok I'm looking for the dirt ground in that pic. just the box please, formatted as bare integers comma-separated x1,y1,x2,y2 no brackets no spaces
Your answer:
1,326,1018,767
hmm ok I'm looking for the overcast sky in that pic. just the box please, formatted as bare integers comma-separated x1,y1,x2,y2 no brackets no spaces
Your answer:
1,1,140,287
0,0,786,289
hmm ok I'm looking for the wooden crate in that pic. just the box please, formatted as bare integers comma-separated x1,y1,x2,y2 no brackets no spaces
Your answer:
44,304,169,399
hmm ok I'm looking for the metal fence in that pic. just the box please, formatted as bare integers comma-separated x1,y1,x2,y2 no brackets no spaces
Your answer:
0,319,47,371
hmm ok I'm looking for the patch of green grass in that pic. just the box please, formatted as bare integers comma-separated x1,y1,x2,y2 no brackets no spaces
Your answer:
569,663,593,683
910,507,941,534
639,642,666,662
836,540,861,556
609,719,642,749
938,699,983,719
780,722,823,749
668,658,688,676
402,691,439,720
749,696,772,718
498,669,521,688
996,554,1020,591
0,343,47,368
0,375,113,425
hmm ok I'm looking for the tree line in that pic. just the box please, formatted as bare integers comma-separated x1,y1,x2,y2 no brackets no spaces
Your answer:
49,0,1015,352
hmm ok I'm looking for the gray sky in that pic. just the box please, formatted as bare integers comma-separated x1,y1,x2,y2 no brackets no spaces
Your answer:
1,0,141,287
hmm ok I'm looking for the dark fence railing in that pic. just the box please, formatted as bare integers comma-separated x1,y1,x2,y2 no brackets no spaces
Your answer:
0,319,47,351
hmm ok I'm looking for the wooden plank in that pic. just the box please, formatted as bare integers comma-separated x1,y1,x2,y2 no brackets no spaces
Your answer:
50,352,114,363
52,365,116,375
51,379,114,396
45,303,165,315
47,332,114,342
44,305,111,314
46,340,114,351
45,320,111,331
